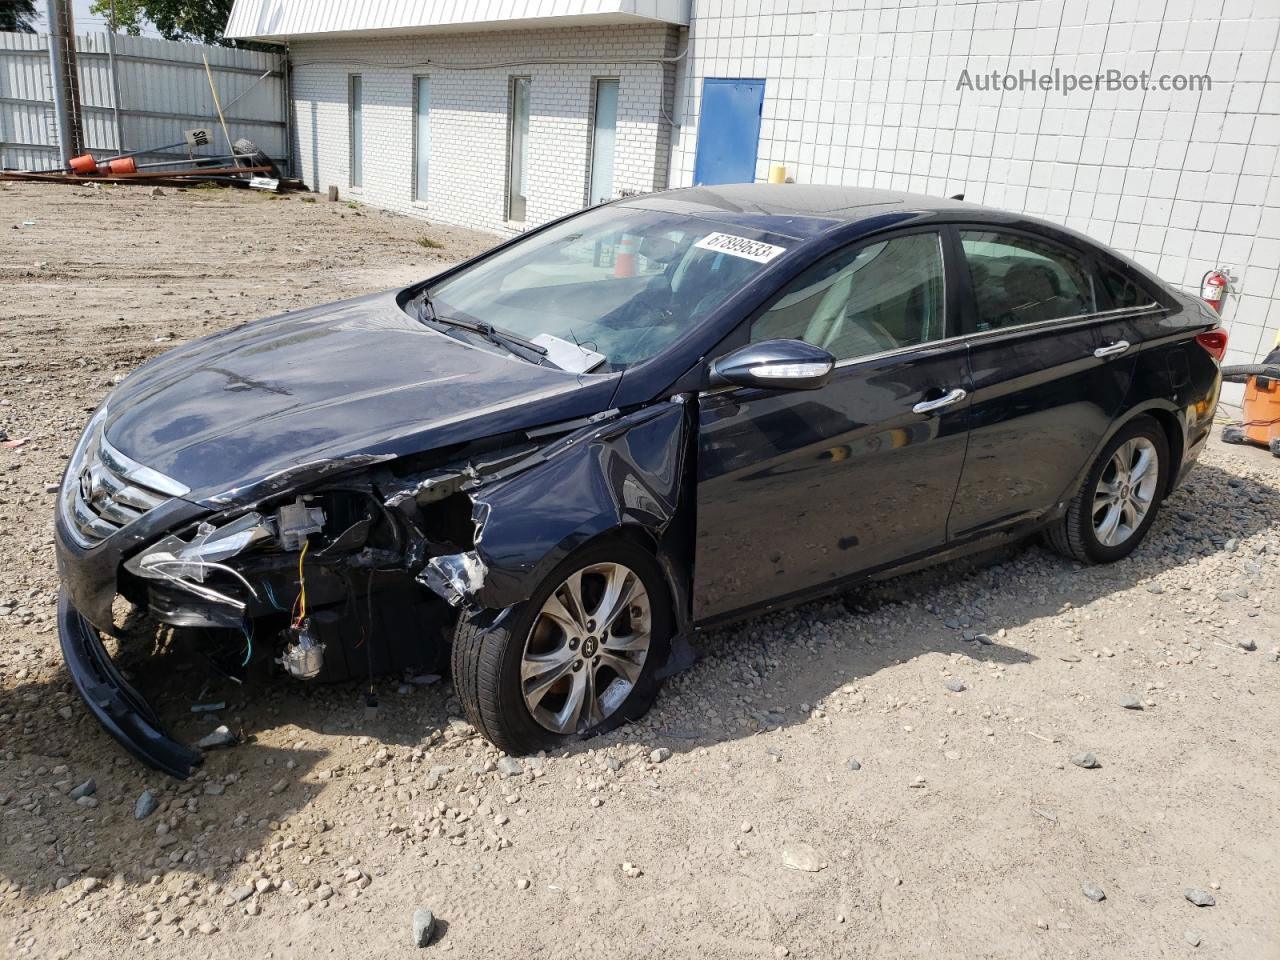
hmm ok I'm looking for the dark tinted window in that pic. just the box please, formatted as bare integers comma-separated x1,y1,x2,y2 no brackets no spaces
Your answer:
960,230,1096,333
750,232,945,361
1100,264,1158,309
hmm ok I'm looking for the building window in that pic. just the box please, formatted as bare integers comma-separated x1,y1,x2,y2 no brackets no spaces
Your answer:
349,75,363,188
507,77,531,222
588,78,619,206
414,76,430,202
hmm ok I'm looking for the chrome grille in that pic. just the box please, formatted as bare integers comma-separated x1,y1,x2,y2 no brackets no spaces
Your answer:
63,436,189,547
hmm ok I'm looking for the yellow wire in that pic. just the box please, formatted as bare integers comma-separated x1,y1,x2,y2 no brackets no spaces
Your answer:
296,539,310,624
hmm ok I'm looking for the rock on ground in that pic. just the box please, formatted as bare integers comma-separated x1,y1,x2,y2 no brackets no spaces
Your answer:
413,907,436,947
781,844,825,873
1184,888,1216,907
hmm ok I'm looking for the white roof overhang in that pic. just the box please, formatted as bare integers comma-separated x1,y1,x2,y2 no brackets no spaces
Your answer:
225,0,690,41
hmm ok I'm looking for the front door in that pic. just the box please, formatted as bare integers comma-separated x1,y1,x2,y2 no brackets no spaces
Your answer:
693,229,971,621
948,227,1138,540
693,79,764,186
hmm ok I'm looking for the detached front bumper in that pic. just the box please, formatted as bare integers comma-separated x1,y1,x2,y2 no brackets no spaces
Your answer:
58,591,202,779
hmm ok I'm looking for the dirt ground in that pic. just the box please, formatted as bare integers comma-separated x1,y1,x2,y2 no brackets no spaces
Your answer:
1,181,1278,960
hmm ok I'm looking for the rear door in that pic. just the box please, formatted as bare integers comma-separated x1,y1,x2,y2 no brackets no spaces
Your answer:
694,228,971,621
947,226,1137,541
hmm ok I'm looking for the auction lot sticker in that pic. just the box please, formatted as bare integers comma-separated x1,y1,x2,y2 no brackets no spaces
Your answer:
694,232,788,263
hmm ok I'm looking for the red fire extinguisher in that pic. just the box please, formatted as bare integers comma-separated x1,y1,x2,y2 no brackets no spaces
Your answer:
1201,268,1228,313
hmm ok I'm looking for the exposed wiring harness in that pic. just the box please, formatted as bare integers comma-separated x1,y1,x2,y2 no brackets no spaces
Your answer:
263,582,288,612
291,538,311,629
239,619,254,667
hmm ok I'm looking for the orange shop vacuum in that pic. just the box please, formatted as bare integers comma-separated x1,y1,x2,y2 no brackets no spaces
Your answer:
1222,338,1280,458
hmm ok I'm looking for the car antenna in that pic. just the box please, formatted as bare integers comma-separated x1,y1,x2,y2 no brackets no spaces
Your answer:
949,193,965,201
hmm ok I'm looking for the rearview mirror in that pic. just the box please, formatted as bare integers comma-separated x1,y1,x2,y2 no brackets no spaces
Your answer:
710,339,835,391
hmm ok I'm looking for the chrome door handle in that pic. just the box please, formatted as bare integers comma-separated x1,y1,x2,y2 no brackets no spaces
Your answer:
912,387,967,414
1094,340,1130,358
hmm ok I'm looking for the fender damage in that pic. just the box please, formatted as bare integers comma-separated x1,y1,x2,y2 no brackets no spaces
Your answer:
422,400,690,602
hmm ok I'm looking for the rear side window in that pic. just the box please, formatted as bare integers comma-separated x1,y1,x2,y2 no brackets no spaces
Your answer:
1100,263,1159,309
959,230,1096,333
750,231,945,362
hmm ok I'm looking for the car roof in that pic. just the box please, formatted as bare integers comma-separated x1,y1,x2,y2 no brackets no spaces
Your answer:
615,183,1166,291
620,183,977,240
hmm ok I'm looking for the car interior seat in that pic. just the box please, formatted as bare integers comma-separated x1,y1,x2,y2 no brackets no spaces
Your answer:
1002,261,1062,325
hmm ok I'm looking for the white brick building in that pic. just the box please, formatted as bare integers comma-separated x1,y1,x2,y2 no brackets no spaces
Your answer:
226,0,1280,386
226,2,686,234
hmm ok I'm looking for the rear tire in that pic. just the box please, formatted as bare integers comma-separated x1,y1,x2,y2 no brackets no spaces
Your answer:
451,539,671,755
1046,416,1169,564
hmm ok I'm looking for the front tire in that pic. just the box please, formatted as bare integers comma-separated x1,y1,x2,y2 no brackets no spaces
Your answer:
451,539,671,755
1047,416,1169,564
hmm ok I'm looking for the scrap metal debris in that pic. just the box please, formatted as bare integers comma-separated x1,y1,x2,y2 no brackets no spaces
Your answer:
2,130,300,190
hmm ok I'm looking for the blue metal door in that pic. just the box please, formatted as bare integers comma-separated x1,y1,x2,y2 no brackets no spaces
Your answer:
693,78,764,185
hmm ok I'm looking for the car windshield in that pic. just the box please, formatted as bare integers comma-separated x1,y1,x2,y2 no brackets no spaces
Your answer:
426,205,784,370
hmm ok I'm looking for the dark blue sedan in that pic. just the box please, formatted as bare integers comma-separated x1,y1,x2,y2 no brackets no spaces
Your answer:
54,184,1225,771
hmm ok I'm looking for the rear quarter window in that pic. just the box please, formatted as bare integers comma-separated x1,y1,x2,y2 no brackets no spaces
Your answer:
959,230,1097,333
1099,263,1160,310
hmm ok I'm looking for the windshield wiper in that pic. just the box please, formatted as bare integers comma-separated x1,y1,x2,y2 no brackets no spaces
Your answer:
416,289,440,323
414,290,553,367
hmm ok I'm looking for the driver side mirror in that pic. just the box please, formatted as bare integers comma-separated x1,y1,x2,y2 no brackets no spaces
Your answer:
710,339,836,391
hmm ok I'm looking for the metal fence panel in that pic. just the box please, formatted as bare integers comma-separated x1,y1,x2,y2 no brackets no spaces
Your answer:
0,30,286,171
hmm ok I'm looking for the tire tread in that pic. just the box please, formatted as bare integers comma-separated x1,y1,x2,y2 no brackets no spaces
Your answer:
1045,479,1093,563
1046,415,1166,565
450,615,519,754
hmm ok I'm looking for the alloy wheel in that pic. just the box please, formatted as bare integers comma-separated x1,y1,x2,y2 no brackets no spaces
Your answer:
520,562,651,735
1092,436,1159,547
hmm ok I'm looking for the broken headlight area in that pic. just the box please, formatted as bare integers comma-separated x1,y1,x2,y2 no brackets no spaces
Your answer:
120,486,469,684
112,427,560,688
105,404,677,723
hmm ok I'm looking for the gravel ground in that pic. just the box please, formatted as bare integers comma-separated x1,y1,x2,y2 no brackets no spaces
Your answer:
1,182,1278,960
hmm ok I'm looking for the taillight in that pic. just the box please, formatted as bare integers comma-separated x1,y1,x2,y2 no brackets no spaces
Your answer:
1195,329,1228,363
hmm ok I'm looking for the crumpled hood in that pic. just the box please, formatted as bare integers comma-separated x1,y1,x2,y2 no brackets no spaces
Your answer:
103,290,613,505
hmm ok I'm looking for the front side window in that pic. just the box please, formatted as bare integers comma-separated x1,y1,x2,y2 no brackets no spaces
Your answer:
428,205,778,370
349,75,363,188
960,230,1095,332
750,232,946,361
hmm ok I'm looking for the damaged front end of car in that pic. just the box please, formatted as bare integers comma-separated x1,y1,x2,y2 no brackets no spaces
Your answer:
55,399,698,779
